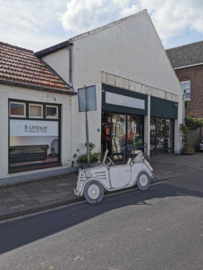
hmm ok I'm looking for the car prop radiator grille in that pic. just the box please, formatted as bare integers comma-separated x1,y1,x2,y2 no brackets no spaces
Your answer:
94,171,107,180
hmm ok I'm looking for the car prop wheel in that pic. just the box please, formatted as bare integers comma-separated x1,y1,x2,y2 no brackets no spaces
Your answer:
137,172,150,191
84,180,104,204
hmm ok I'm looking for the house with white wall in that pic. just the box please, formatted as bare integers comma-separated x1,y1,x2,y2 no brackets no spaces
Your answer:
36,10,183,162
0,42,76,186
0,10,184,186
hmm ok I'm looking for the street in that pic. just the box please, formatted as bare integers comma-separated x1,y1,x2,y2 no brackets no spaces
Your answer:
0,172,203,270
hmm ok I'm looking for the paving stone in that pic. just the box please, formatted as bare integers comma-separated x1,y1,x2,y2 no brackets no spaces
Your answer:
0,189,8,194
5,200,25,209
39,189,53,194
59,191,73,196
7,187,26,195
46,193,64,200
57,183,69,187
2,196,19,203
10,204,25,210
25,190,44,196
15,195,35,202
0,193,16,200
0,201,9,211
29,183,45,189
23,200,40,206
54,188,68,194
32,195,53,203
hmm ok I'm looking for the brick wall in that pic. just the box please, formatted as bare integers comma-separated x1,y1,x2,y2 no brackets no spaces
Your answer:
189,128,203,150
175,65,203,118
0,84,73,179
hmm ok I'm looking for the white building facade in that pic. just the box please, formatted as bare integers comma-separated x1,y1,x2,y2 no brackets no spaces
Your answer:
0,10,183,186
37,10,183,163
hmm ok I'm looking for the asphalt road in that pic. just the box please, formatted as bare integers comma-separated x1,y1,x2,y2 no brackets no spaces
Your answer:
0,172,203,270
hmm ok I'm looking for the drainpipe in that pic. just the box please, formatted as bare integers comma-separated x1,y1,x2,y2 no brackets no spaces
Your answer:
68,39,73,90
182,89,186,124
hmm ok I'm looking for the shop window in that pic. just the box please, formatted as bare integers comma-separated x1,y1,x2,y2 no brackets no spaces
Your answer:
29,104,43,118
9,101,60,172
10,102,26,117
46,105,58,119
181,81,191,100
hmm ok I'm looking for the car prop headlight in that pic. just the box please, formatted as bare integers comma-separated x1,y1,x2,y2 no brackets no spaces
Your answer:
85,170,93,178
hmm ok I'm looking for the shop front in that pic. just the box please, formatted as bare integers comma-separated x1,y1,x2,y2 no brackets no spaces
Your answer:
101,85,178,159
9,99,61,173
101,84,147,161
150,96,178,155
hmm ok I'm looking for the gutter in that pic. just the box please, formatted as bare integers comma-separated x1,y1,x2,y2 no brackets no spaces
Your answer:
0,79,77,95
174,62,203,70
67,40,73,89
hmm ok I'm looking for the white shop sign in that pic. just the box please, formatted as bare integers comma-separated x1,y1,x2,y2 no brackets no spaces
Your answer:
10,120,58,136
105,91,145,110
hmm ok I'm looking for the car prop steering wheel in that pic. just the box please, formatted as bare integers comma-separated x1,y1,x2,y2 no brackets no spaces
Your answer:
107,157,115,166
102,150,115,166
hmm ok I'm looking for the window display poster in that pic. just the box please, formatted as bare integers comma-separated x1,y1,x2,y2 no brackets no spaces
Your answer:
9,120,59,167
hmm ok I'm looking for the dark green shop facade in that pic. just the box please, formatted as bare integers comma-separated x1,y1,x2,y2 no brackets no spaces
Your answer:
101,84,178,159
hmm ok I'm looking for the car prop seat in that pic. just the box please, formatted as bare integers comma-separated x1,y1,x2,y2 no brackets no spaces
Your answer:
133,152,145,163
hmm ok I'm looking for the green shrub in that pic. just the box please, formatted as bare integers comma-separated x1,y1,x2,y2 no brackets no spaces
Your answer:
180,124,193,150
185,117,203,130
185,100,189,108
73,143,100,164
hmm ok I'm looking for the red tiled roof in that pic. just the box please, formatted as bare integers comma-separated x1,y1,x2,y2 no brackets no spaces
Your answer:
0,42,71,91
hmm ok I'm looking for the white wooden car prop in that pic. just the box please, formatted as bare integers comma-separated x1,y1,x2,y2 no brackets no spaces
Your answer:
74,150,153,204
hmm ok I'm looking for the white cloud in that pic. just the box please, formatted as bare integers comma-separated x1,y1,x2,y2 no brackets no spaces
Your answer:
0,0,203,51
0,0,68,51
60,0,203,45
137,0,203,44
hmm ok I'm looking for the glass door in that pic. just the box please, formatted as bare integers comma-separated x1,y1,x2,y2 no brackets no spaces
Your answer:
150,118,174,155
111,114,126,161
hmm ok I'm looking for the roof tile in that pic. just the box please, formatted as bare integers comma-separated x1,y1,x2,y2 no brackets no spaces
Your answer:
166,40,203,69
0,42,71,91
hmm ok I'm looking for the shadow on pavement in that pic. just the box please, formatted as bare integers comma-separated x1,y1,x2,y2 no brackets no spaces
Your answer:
0,173,203,255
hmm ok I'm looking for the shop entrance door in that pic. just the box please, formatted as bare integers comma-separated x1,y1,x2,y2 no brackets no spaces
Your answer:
101,112,144,161
111,114,126,161
150,118,174,155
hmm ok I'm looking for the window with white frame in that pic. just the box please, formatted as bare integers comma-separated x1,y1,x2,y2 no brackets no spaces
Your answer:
29,104,43,118
10,102,26,117
46,105,58,119
181,81,191,100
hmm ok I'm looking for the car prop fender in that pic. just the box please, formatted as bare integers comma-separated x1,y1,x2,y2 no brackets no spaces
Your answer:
79,178,107,196
131,163,153,185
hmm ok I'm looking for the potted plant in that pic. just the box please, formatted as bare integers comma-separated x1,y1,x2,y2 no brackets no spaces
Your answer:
180,124,194,155
73,143,100,169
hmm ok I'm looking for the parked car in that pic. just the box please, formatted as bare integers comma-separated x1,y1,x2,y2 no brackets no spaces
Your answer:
74,150,153,204
199,140,203,151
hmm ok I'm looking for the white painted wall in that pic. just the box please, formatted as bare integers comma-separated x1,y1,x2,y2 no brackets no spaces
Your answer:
42,10,183,157
42,48,69,83
0,84,73,180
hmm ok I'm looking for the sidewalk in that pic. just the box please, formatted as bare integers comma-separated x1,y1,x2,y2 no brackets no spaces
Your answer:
1,153,203,221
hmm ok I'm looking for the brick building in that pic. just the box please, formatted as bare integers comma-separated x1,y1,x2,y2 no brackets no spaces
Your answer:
166,41,203,119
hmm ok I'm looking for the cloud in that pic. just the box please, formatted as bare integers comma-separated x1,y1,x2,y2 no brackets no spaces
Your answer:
137,0,203,44
0,0,68,51
60,0,131,33
60,0,203,45
0,0,203,51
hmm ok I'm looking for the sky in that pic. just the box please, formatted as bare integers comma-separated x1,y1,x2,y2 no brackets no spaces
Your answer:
0,0,203,52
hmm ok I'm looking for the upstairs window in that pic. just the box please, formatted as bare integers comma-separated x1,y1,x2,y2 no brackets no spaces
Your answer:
29,104,43,118
10,102,26,117
46,105,58,119
181,81,191,100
